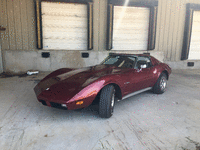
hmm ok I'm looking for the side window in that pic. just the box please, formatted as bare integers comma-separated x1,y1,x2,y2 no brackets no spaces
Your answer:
104,56,120,65
119,56,136,68
136,56,152,68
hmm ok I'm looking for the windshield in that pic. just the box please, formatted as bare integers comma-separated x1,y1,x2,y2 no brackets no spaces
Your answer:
101,55,136,68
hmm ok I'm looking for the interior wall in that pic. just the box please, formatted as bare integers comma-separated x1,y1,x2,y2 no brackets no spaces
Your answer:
0,45,3,73
0,0,36,51
0,2,3,73
155,0,200,61
1,0,200,73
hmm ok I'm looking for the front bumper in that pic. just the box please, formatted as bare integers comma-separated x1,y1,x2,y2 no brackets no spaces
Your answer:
36,91,95,110
34,83,97,110
39,99,68,110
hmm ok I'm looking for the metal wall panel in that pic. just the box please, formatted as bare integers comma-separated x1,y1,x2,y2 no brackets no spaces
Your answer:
93,0,100,51
41,2,88,50
156,0,200,61
7,0,16,50
159,0,171,60
27,0,37,50
1,0,200,62
171,0,182,61
0,1,9,50
99,0,107,51
0,0,3,73
112,6,150,50
174,0,185,61
20,0,29,50
0,0,36,51
14,0,23,50
166,0,176,60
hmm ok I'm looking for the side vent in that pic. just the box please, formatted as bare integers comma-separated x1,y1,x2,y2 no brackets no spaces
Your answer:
187,62,194,67
41,52,50,58
82,53,89,58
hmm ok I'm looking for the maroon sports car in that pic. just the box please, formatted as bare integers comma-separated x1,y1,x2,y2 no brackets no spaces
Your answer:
34,53,171,118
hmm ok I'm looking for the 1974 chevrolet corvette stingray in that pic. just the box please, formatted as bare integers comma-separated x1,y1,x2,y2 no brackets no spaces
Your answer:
34,53,171,118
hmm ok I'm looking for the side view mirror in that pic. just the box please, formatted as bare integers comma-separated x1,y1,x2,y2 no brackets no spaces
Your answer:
140,64,147,69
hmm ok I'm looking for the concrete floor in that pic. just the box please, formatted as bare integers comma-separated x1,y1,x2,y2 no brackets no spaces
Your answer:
0,70,200,150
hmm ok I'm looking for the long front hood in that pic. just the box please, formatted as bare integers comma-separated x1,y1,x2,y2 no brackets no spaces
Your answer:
56,65,118,82
34,65,119,101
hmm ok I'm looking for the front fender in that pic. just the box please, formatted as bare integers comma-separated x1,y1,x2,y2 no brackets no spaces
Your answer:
67,80,106,109
67,76,122,109
99,75,123,99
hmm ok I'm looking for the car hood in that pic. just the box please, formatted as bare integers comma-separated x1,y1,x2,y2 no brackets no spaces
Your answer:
57,64,119,82
36,65,121,99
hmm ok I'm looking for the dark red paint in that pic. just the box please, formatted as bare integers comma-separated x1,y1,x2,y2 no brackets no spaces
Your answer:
34,54,171,110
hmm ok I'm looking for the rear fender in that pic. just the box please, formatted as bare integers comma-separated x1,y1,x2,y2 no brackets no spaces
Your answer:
153,66,164,82
154,65,170,81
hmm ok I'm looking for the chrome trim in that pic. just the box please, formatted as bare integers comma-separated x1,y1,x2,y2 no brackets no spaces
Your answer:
124,82,130,84
111,89,115,114
122,87,152,100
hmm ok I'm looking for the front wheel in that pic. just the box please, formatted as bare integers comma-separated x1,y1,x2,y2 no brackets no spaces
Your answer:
99,85,115,118
153,73,168,94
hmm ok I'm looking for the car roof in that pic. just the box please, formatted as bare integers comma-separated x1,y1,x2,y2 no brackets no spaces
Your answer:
109,53,151,57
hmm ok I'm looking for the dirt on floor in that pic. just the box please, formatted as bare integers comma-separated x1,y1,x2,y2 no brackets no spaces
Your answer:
0,70,200,150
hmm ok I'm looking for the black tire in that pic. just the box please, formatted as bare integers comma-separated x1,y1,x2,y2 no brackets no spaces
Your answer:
153,73,168,94
99,85,115,118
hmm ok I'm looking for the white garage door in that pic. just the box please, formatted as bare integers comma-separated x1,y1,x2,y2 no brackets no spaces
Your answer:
189,11,200,60
113,6,150,50
41,2,88,50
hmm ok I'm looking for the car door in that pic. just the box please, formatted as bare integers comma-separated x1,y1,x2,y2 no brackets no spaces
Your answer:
118,56,137,96
120,68,134,95
129,56,154,92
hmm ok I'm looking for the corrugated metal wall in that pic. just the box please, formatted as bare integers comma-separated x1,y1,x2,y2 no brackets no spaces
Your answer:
0,0,36,51
1,0,200,61
156,0,200,61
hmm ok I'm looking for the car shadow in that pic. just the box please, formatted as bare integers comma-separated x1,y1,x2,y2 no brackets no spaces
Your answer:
43,90,157,119
74,104,99,114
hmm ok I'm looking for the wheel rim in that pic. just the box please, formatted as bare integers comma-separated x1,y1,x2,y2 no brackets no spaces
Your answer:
160,77,167,90
111,90,115,114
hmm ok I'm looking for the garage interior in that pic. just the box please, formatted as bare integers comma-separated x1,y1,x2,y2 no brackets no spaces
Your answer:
0,0,200,149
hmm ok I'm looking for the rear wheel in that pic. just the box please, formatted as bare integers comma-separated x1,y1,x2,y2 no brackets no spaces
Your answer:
153,73,168,94
99,85,115,118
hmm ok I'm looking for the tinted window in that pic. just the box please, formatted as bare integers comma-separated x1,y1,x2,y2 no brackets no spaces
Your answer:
101,55,136,68
136,56,152,68
102,56,120,65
